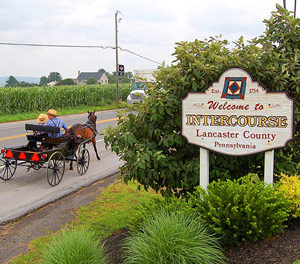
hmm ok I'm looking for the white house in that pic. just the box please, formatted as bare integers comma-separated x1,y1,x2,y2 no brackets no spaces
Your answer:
76,71,109,85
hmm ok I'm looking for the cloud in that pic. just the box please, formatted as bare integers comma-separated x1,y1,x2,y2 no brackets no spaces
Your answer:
0,0,294,78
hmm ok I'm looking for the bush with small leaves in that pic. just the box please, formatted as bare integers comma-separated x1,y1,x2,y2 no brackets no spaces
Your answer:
277,174,300,218
189,174,291,247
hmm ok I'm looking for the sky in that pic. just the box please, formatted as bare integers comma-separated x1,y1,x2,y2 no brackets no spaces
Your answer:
0,0,298,79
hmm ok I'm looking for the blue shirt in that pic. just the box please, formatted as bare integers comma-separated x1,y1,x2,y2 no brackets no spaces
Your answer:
46,117,68,138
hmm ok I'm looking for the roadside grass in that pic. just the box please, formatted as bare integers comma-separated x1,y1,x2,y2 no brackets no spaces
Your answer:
73,180,160,238
0,102,127,123
10,179,160,264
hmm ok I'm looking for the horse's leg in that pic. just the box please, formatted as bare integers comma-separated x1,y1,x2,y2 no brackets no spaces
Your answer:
92,138,101,160
69,160,73,170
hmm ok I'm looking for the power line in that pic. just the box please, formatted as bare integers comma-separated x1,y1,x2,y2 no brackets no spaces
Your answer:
119,47,162,65
0,42,162,65
0,42,114,49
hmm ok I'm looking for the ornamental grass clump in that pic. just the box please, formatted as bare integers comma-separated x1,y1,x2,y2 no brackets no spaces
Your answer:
189,174,290,247
124,210,226,264
277,174,300,218
40,228,108,264
128,195,195,232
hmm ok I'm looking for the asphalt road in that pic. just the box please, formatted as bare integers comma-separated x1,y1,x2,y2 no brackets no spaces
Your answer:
0,110,123,224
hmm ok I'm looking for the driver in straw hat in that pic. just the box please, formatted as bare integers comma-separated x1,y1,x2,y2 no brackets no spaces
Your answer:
46,109,68,138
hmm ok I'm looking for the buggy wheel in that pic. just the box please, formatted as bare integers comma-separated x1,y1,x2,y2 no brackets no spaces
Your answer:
77,148,90,175
47,151,65,186
0,157,17,180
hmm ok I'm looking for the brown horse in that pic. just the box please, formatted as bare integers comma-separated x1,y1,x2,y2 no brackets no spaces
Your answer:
66,111,101,170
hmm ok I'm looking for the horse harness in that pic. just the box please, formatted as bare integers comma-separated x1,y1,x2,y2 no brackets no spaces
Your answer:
68,121,97,144
84,121,98,136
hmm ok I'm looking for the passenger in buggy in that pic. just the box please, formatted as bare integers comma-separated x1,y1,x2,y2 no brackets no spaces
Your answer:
34,113,48,136
28,113,49,151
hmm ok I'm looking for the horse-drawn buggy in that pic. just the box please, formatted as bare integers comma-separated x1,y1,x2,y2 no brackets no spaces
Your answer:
0,111,100,187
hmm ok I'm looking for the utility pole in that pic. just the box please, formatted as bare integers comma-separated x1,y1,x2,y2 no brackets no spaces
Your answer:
294,0,297,18
283,0,286,8
115,10,120,104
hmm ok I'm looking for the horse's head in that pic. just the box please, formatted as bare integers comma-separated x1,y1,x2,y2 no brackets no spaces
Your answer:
88,111,97,125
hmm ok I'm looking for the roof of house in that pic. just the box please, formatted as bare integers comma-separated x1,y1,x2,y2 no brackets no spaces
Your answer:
77,72,106,80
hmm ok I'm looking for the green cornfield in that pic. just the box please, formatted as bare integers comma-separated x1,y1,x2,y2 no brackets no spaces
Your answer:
0,84,130,115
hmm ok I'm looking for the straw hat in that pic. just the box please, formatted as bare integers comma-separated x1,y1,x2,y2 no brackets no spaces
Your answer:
37,113,48,124
47,109,57,117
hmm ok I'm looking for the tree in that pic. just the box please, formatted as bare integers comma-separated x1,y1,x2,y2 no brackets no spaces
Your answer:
108,72,116,84
40,76,48,86
98,68,107,74
104,5,300,196
107,71,132,84
121,72,133,83
5,76,19,87
18,81,34,87
47,72,62,82
55,78,76,86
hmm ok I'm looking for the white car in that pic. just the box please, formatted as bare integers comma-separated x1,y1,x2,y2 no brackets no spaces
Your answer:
127,82,150,104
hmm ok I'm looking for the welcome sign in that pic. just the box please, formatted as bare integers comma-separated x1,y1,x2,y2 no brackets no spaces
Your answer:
182,68,294,156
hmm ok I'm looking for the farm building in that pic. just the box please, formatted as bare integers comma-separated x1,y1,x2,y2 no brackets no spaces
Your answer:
76,71,109,85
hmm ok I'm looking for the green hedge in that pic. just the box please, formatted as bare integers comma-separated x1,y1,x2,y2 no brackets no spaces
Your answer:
0,84,130,115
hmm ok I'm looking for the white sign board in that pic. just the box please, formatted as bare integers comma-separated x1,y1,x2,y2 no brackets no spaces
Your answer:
182,68,294,156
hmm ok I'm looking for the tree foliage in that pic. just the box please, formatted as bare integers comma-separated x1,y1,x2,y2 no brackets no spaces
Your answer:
98,68,134,84
5,76,36,87
104,6,300,196
18,81,35,87
40,76,48,86
107,71,133,83
47,72,62,82
5,76,19,87
39,72,62,86
55,78,76,86
86,78,97,85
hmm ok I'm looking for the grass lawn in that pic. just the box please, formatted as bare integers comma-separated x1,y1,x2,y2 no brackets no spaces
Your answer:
10,179,160,264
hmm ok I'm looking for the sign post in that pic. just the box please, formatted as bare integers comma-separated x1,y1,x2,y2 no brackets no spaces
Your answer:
182,68,294,189
200,147,209,190
264,150,274,185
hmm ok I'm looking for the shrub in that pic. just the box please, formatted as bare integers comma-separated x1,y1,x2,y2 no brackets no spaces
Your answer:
87,78,97,85
189,174,290,247
124,210,226,264
128,196,195,232
40,228,108,264
277,174,300,218
55,78,76,86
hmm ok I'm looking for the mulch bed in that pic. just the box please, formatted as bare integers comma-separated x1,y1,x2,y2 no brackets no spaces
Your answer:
104,228,130,264
227,219,300,264
104,220,300,264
